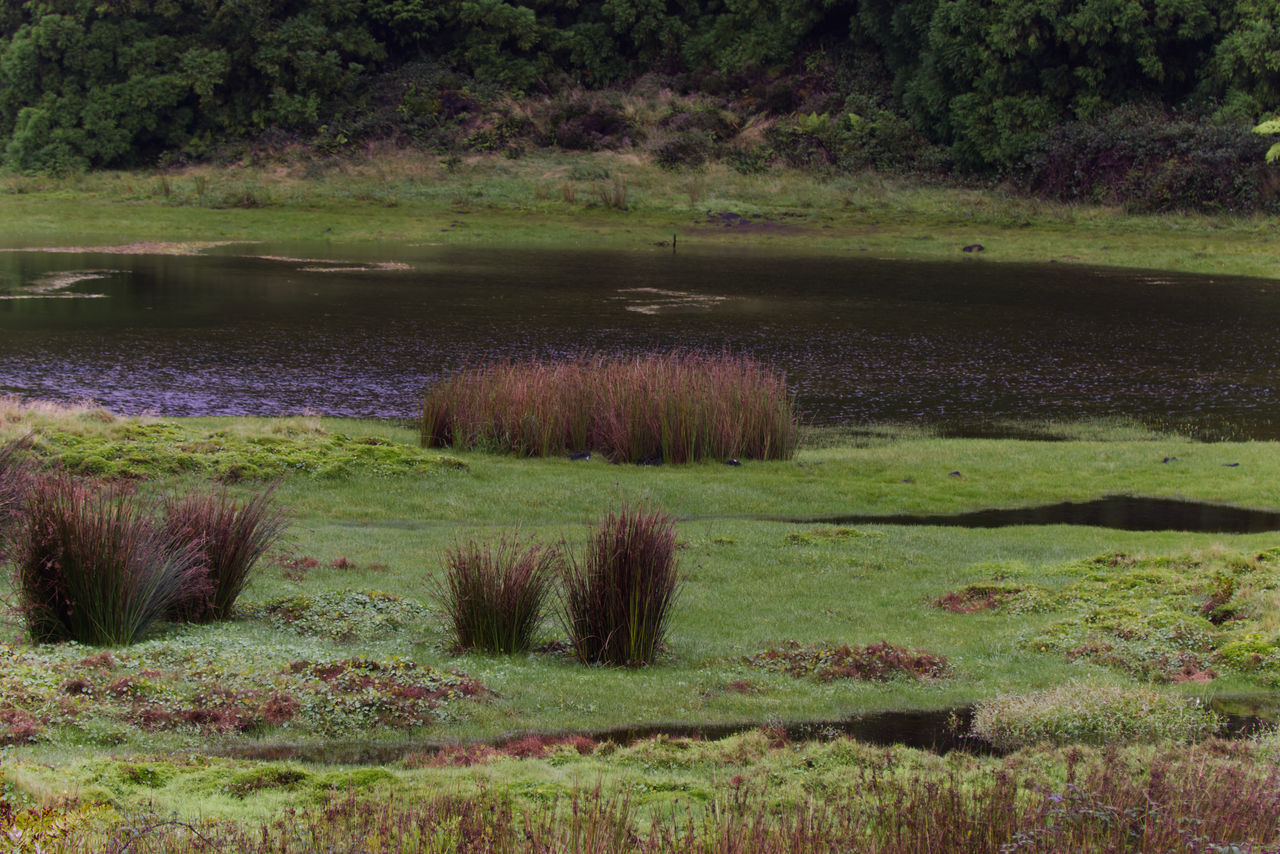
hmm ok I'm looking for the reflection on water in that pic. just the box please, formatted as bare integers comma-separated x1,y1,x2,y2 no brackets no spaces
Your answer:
1,244,1279,436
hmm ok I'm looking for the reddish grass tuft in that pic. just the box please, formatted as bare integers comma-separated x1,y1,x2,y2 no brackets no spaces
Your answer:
561,505,682,666
11,477,202,646
163,485,287,622
440,534,559,654
421,351,798,464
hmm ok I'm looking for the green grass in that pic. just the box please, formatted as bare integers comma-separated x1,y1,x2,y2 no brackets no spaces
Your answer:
3,407,1280,838
4,152,1280,280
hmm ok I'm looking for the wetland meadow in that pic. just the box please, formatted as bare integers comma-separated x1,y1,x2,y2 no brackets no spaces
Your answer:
4,156,1280,850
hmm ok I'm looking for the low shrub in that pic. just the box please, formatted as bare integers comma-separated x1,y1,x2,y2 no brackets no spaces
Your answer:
561,506,681,666
162,486,287,622
970,682,1222,750
421,351,798,464
12,478,201,646
440,535,560,654
1017,106,1277,214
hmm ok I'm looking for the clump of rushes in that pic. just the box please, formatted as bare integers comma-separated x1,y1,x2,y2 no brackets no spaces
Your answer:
163,486,287,622
0,435,35,559
440,535,560,653
421,351,798,463
562,506,681,666
13,478,201,646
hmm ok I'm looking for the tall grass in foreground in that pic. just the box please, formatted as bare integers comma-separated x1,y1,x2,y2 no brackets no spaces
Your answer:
162,486,287,622
12,478,201,646
562,506,681,666
421,352,798,463
28,747,1280,852
440,535,559,653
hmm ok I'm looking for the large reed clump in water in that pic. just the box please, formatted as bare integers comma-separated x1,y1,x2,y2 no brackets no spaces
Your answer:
420,353,798,463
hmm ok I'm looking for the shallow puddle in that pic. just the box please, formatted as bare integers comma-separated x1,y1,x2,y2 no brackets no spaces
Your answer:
223,698,1278,764
781,496,1280,533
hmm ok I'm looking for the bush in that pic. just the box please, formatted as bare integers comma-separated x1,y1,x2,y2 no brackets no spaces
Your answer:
421,352,798,464
1017,107,1276,214
970,682,1222,750
12,478,201,646
440,535,560,654
162,486,287,623
548,93,633,150
561,506,681,666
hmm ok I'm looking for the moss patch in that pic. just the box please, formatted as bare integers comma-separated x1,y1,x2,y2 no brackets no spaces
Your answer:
22,420,464,481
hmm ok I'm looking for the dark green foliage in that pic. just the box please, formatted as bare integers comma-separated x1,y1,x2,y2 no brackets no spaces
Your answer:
2,0,1279,200
440,535,559,654
162,486,288,623
12,478,201,646
561,506,681,667
1017,107,1276,213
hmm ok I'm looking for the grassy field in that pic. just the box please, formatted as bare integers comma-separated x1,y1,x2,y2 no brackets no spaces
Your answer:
3,151,1280,280
2,402,1280,848
5,161,1280,846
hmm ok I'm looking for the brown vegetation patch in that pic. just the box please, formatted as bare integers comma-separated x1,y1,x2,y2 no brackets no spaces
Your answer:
747,640,950,681
934,584,1023,613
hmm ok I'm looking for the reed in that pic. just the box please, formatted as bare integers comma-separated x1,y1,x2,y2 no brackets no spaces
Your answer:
11,478,201,646
0,435,35,560
421,352,798,463
162,485,287,622
440,534,559,653
561,505,681,666
33,748,1280,852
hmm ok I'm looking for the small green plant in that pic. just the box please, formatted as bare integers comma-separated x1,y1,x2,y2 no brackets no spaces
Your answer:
162,486,287,622
12,478,201,646
440,535,560,653
561,506,681,666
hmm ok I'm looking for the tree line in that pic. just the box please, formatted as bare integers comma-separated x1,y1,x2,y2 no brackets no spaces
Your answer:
3,0,1279,184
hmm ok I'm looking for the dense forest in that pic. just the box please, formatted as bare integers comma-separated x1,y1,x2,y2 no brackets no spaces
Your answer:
3,0,1280,210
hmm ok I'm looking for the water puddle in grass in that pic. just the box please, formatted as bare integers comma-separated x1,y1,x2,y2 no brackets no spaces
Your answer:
776,496,1280,534
223,700,1279,764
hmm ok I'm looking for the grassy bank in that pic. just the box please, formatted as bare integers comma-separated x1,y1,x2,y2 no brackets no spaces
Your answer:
3,152,1280,280
4,405,1280,846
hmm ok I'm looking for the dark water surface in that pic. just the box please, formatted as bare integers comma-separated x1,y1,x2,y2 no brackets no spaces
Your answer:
3,243,1279,435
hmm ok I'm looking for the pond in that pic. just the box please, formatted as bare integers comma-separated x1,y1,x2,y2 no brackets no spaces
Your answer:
2,242,1279,438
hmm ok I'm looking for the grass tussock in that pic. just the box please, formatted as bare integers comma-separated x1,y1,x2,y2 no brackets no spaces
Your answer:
162,486,287,623
421,352,798,464
0,435,35,558
440,534,560,653
561,505,681,666
970,682,1222,750
11,478,201,646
